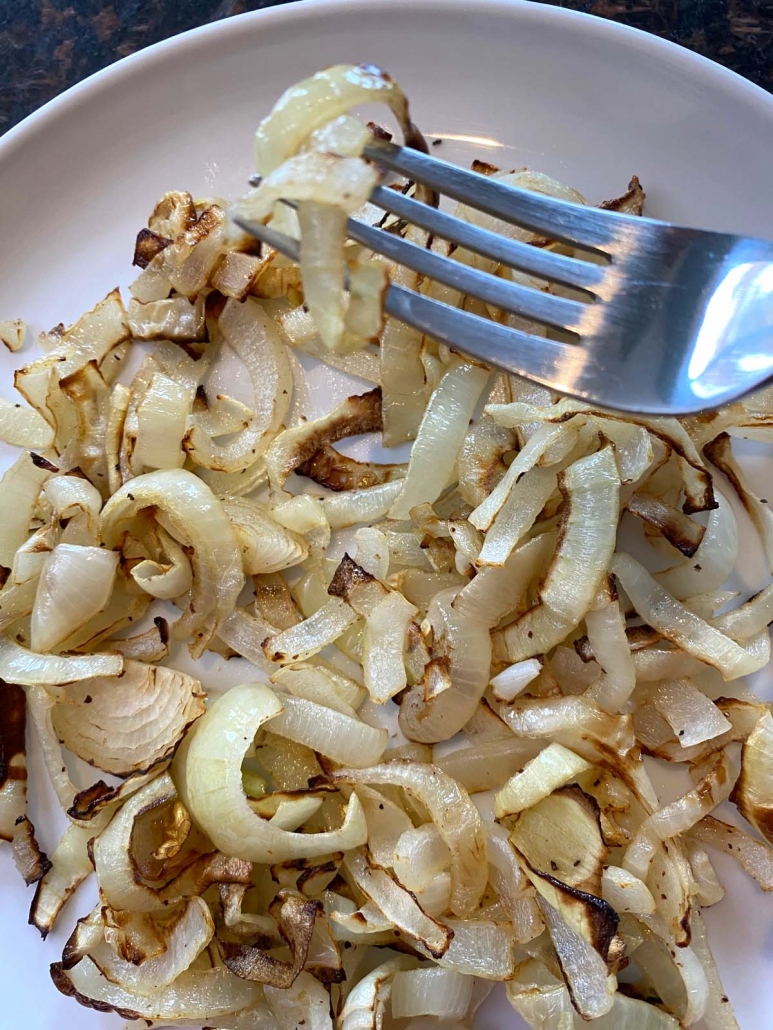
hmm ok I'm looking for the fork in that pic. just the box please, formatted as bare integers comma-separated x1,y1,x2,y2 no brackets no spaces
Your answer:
235,136,773,416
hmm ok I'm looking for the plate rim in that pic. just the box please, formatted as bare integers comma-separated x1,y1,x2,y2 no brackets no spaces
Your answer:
2,0,773,168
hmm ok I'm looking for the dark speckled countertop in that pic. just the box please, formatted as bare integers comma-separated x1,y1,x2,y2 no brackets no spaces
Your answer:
0,0,771,135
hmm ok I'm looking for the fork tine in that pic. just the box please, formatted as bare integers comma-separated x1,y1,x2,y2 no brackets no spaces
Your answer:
346,216,586,333
385,283,586,392
370,185,605,292
234,215,587,395
362,139,619,252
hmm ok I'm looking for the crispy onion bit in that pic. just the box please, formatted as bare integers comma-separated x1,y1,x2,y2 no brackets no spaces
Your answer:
183,683,367,862
100,469,244,657
266,387,383,495
220,890,321,988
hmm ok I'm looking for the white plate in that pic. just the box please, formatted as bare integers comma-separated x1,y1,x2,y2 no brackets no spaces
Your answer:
2,0,773,1026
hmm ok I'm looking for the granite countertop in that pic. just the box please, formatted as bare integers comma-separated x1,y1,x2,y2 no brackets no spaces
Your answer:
1,0,771,135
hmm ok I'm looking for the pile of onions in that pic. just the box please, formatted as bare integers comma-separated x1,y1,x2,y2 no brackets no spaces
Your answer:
1,61,772,1030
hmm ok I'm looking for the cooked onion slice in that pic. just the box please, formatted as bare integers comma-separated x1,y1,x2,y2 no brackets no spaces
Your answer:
31,543,118,653
729,710,773,846
494,743,591,818
332,761,487,916
268,692,387,767
345,847,452,957
655,490,737,599
100,469,244,657
339,957,411,1030
503,447,620,661
252,64,419,175
52,660,205,776
612,552,769,680
690,815,773,891
224,498,308,574
389,362,490,520
391,968,473,1020
87,897,214,996
183,683,367,863
262,599,357,663
184,298,292,474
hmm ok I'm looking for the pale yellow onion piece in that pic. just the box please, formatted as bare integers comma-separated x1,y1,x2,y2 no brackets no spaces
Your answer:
264,795,323,831
0,449,56,567
0,636,122,685
134,373,193,470
127,296,206,341
704,432,773,571
434,918,515,979
87,897,214,997
217,608,274,669
496,397,711,504
262,599,357,663
399,587,492,743
131,527,193,601
494,742,592,818
436,737,545,794
453,532,553,629
43,475,102,545
31,543,118,653
267,693,387,767
52,660,205,776
100,469,244,657
381,239,428,446
25,685,156,824
730,710,773,846
271,663,364,716
333,761,487,916
322,480,403,529
393,824,451,892
689,910,741,1030
184,683,367,863
29,823,95,936
239,152,378,220
690,815,773,891
490,658,542,702
224,497,308,574
507,975,679,1030
624,749,736,881
338,957,412,1030
469,422,571,532
389,362,490,520
345,847,452,957
166,206,226,297
646,678,732,748
188,394,254,437
0,397,53,449
655,490,737,599
391,968,473,1021
475,467,557,567
0,318,25,351
503,446,620,662
185,298,293,474
51,960,265,1024
612,551,769,680
362,590,417,703
265,971,333,1030
601,865,656,915
0,577,38,632
354,526,390,581
253,63,413,175
294,205,343,355
584,597,637,713
281,307,381,383
92,774,178,912
590,416,654,484
272,495,331,554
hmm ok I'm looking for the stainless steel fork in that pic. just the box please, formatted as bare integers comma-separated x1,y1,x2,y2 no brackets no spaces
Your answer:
235,137,773,416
